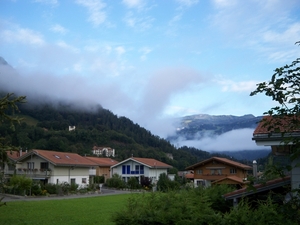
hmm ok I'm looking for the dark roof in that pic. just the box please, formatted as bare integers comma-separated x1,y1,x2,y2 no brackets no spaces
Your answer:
224,176,291,200
186,157,252,170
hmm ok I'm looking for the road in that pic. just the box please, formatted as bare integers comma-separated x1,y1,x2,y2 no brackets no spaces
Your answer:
0,188,135,202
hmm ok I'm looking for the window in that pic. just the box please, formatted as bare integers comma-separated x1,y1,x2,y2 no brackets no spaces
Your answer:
27,162,34,169
122,165,126,174
210,169,222,175
40,162,49,169
71,178,76,185
230,168,237,174
127,165,130,174
82,178,87,184
140,165,144,174
196,169,203,174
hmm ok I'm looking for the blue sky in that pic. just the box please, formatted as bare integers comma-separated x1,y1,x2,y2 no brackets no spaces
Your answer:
1,0,300,150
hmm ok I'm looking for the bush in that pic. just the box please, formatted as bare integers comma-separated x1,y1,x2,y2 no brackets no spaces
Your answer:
112,190,222,225
43,183,57,194
9,175,32,196
106,174,126,189
156,173,180,192
127,177,141,190
31,182,42,196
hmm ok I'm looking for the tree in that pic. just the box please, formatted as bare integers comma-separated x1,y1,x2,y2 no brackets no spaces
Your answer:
0,93,26,206
0,93,26,166
250,42,300,222
250,41,300,160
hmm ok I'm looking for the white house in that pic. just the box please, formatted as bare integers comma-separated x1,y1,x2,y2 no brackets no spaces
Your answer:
15,149,97,186
110,157,172,183
92,146,115,157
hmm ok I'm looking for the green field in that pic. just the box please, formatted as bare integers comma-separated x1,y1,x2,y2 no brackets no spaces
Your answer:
0,194,134,225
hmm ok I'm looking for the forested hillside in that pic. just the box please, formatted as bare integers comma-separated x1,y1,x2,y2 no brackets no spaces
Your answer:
1,96,216,170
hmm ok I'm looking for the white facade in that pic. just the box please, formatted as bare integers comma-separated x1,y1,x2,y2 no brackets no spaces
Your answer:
16,154,93,186
92,147,115,157
111,159,169,183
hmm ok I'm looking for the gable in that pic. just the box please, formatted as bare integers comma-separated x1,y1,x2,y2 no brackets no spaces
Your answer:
186,157,252,171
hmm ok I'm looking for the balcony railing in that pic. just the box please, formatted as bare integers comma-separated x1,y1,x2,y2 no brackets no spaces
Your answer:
7,168,52,177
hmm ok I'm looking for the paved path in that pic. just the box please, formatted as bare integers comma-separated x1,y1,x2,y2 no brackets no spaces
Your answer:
0,188,135,202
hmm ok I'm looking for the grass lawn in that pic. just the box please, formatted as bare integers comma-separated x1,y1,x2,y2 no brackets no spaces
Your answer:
0,194,134,225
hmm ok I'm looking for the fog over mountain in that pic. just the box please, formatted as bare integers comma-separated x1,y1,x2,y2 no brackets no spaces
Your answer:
1,57,268,153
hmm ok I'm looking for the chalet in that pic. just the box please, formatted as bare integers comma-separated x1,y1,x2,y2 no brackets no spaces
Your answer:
110,157,172,183
15,149,97,185
186,157,252,188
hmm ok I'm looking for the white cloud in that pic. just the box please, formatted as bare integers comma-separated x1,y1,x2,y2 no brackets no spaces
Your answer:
56,41,80,53
76,0,107,26
176,0,199,8
123,12,154,30
0,28,45,46
33,0,58,6
115,46,126,56
50,24,68,34
122,0,144,9
217,79,259,92
175,128,269,151
139,47,152,61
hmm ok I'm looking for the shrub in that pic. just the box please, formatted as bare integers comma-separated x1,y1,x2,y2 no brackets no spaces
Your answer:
43,183,57,194
106,174,126,189
112,190,222,225
127,177,141,190
9,175,32,196
31,182,42,196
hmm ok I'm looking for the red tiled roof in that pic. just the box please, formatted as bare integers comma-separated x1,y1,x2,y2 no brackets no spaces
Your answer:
18,149,97,167
6,151,27,160
253,116,300,135
224,176,291,199
85,157,118,166
186,157,252,170
132,157,172,168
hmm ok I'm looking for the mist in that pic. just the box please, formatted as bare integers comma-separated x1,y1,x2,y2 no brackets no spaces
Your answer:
172,128,269,152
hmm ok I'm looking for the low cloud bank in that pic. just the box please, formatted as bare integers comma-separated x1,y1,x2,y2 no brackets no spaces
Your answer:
172,128,269,152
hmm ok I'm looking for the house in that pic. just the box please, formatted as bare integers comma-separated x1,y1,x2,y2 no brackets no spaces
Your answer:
3,150,27,178
252,116,300,191
110,157,172,183
92,146,115,157
224,175,291,207
15,149,97,186
186,157,252,188
85,157,118,181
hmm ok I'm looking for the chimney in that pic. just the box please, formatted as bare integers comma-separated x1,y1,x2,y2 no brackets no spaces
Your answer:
20,148,22,157
253,160,257,178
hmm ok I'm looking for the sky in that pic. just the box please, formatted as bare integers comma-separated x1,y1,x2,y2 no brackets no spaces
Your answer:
1,0,300,151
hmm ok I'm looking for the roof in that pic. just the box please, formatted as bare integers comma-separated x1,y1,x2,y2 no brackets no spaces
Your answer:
253,116,300,135
18,149,97,167
224,176,291,200
186,157,252,170
6,151,27,161
212,176,245,185
111,157,172,169
85,157,118,166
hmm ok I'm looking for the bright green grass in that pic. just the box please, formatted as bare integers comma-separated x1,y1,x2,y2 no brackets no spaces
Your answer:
0,194,133,225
